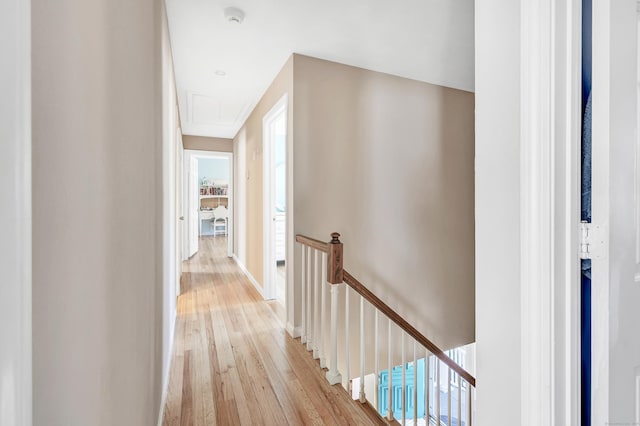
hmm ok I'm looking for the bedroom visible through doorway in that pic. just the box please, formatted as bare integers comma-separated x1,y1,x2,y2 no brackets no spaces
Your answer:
183,150,233,260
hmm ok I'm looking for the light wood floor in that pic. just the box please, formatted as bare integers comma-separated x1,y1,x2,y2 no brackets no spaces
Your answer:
162,236,384,425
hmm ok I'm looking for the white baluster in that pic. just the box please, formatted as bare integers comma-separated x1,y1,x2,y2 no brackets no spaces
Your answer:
447,365,452,426
413,341,417,423
313,249,320,359
388,318,393,422
401,332,406,426
345,286,350,391
457,374,462,426
374,309,379,410
301,245,306,345
320,252,327,369
425,350,430,423
468,384,473,426
306,247,312,351
325,283,342,385
359,296,365,403
436,359,441,426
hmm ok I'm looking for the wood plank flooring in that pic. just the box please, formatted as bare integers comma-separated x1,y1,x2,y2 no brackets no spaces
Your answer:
162,236,384,425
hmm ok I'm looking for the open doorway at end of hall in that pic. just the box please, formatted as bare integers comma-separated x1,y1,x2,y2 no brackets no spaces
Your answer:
183,150,233,262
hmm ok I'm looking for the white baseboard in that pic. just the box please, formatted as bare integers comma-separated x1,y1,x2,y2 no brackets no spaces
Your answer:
157,308,176,426
232,254,265,299
286,322,301,338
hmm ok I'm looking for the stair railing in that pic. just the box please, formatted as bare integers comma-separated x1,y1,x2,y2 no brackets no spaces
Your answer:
295,232,476,426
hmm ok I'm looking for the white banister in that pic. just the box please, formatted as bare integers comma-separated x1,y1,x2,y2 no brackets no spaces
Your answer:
425,350,430,423
388,318,393,421
401,332,406,425
301,245,306,344
374,309,379,410
296,233,477,426
447,366,452,426
359,295,366,403
345,285,350,391
468,383,473,426
413,341,417,423
436,359,441,425
457,375,462,426
325,283,342,385
313,249,320,359
320,252,327,369
306,247,312,351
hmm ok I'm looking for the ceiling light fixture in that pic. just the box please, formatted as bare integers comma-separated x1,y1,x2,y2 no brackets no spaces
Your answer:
215,70,227,76
224,7,245,24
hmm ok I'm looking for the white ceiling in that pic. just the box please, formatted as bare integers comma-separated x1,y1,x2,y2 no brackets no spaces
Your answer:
166,0,475,139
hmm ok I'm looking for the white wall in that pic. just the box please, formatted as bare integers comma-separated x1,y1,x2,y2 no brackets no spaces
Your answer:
32,0,165,423
0,0,31,424
475,0,521,424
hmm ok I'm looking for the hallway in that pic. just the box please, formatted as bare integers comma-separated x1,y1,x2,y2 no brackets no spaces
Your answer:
162,236,383,425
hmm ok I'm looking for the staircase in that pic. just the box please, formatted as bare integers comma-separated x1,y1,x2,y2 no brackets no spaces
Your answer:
294,233,476,426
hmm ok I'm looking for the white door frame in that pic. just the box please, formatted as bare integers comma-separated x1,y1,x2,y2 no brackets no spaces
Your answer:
187,155,199,258
176,127,183,296
262,94,288,301
520,0,581,424
591,0,640,423
183,149,234,258
182,147,190,261
0,0,32,424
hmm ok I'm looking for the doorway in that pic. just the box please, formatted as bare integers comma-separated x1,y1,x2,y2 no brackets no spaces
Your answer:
184,150,233,260
263,95,288,304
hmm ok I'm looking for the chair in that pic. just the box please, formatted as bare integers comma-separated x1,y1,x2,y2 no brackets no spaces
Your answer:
211,205,228,236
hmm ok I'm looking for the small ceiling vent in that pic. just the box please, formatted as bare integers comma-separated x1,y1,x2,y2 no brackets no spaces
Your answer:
224,7,245,24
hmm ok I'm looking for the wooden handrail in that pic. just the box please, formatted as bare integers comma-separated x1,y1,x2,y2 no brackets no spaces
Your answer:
295,234,330,253
342,270,476,387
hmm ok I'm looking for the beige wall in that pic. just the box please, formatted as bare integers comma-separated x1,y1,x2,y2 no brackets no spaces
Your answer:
233,56,294,286
183,135,233,152
293,55,475,351
32,0,164,424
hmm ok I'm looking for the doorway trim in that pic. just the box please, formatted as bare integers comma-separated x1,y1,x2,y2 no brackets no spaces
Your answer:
1,0,32,423
262,94,289,301
520,0,581,424
176,127,183,297
183,149,234,259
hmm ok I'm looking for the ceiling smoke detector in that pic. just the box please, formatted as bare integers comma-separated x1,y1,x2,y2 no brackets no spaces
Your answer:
224,7,245,24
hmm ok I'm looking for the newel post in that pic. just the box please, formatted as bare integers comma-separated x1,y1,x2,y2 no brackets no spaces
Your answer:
327,232,343,284
325,232,344,386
